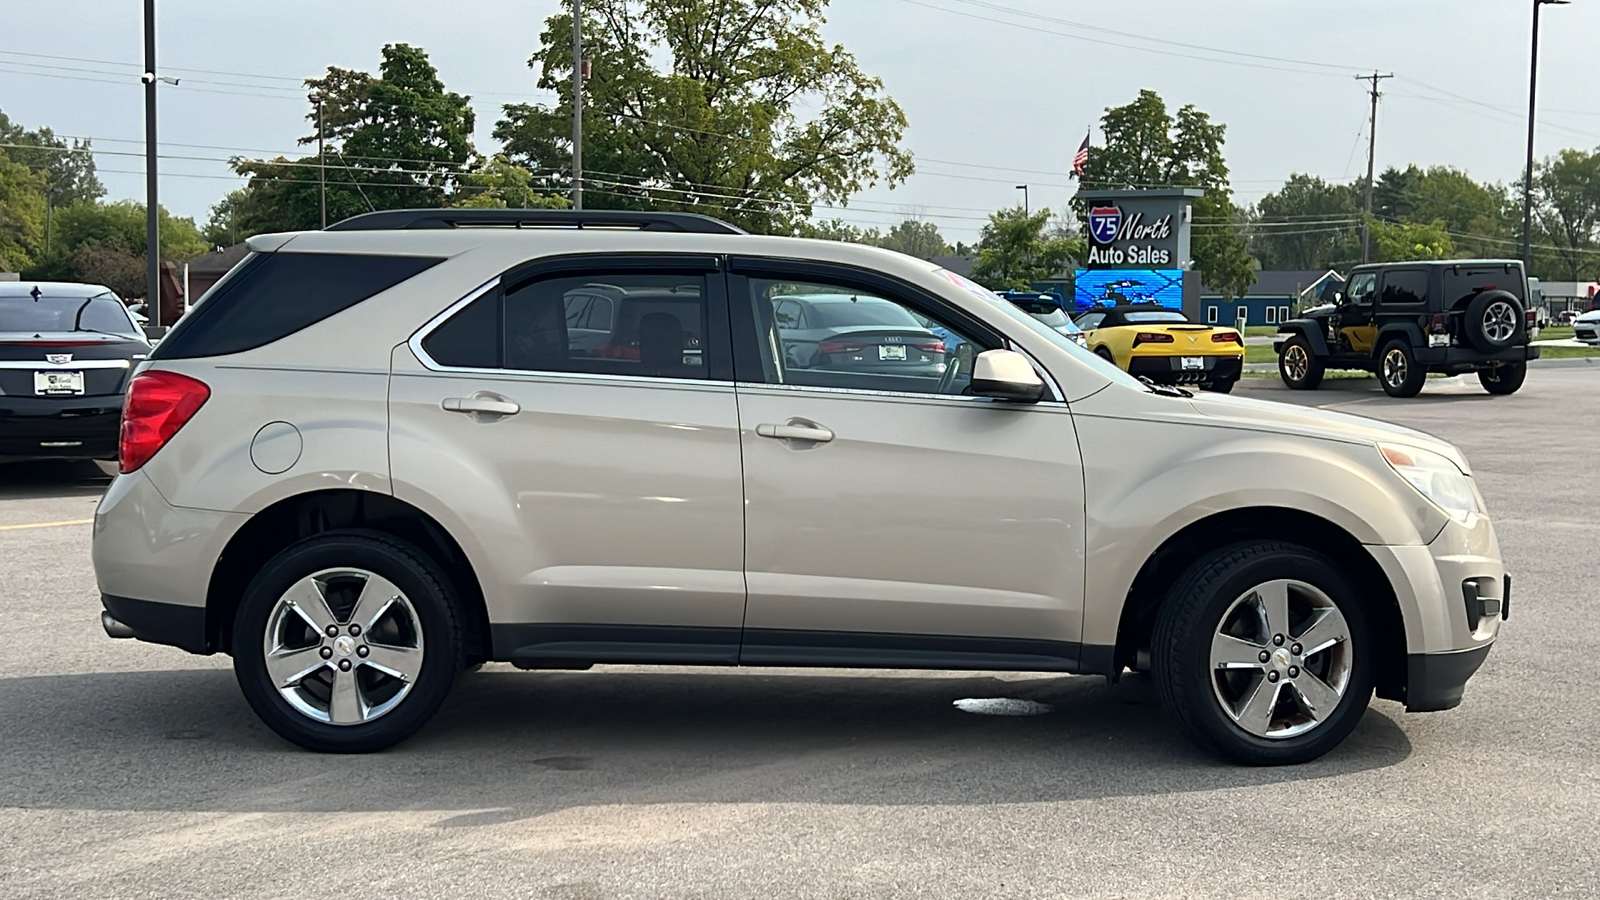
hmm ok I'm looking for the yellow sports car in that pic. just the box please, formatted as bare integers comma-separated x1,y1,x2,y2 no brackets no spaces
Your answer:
1074,304,1245,392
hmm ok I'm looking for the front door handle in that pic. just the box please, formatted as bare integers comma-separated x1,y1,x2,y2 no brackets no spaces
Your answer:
756,420,834,443
442,394,521,418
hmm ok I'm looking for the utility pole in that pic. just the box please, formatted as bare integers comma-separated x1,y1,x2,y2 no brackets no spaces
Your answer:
1524,0,1569,269
1357,71,1393,265
316,95,327,229
143,0,160,328
44,189,56,257
1016,184,1029,216
571,0,584,210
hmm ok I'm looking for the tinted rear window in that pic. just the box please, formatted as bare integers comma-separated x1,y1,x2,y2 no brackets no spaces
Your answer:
152,252,443,359
0,293,138,336
809,298,922,329
1123,310,1188,323
1443,266,1524,304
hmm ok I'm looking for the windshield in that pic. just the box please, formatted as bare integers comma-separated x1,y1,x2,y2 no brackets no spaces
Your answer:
0,291,139,336
935,270,1149,391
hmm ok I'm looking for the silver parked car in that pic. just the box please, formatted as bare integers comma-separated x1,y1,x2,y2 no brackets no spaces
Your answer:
93,209,1507,764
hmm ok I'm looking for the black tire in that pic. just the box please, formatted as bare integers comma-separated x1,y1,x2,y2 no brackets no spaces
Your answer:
1094,346,1117,365
1478,361,1527,395
1203,377,1236,394
1277,335,1324,390
1463,290,1525,352
1151,541,1376,766
1377,340,1426,398
233,530,464,753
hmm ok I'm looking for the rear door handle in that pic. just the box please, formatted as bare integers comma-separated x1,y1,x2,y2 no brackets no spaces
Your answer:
756,421,834,443
442,394,521,417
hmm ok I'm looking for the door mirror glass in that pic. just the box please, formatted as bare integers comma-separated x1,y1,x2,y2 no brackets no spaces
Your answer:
969,349,1044,402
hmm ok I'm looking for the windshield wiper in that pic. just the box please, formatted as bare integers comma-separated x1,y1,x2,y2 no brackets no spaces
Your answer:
1138,376,1192,398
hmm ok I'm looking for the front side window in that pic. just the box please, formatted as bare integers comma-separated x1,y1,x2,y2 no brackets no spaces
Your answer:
422,271,716,380
740,277,988,396
1346,273,1377,304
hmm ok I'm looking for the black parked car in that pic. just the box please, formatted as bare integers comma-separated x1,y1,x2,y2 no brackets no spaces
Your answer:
1274,260,1541,398
0,282,152,465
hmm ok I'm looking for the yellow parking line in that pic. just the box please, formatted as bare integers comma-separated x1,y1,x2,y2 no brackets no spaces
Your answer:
0,518,94,531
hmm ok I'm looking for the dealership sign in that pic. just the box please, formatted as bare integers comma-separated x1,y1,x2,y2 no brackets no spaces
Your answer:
1086,204,1176,266
1078,188,1199,272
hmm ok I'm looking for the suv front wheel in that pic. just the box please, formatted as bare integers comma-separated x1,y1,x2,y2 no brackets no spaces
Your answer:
1278,335,1324,390
232,531,464,753
1378,340,1426,398
1151,541,1375,765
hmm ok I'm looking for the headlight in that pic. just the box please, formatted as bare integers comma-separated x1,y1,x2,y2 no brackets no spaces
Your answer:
1378,443,1481,524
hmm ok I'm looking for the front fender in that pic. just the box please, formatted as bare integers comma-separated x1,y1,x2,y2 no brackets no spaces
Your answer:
1073,395,1447,648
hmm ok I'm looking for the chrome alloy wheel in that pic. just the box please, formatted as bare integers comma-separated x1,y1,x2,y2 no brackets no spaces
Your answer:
1208,579,1353,739
1282,343,1311,382
263,568,425,725
1382,347,1409,389
1483,300,1518,344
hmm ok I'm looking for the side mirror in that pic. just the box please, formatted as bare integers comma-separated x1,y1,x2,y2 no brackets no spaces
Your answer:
970,349,1045,402
1331,290,1346,304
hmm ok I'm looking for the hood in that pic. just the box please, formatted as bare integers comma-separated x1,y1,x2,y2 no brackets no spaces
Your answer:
1576,310,1600,323
1184,391,1469,472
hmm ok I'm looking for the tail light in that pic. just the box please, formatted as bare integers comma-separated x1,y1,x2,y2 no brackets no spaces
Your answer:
1132,332,1175,347
600,342,640,360
912,339,946,353
1211,332,1242,345
817,340,867,355
1428,314,1447,334
119,370,210,474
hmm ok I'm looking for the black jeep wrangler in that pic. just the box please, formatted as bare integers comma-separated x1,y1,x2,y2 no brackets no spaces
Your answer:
1274,259,1540,397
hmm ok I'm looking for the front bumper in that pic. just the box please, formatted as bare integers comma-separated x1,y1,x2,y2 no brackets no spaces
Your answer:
1405,644,1494,712
0,394,122,461
1126,353,1243,384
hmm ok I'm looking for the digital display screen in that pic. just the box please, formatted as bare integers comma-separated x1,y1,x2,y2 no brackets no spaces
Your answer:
1073,269,1184,311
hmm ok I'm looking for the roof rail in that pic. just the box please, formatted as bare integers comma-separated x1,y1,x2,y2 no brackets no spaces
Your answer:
325,209,746,235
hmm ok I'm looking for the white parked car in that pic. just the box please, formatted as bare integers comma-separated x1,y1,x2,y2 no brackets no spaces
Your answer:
1574,309,1600,345
93,209,1507,764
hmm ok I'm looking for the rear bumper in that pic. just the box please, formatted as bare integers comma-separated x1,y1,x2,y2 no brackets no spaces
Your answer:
100,594,209,654
1127,354,1243,384
1412,344,1540,366
1405,643,1493,712
0,394,122,460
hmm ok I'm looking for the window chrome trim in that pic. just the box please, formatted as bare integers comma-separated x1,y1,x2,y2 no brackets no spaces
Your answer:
407,276,502,372
0,358,131,370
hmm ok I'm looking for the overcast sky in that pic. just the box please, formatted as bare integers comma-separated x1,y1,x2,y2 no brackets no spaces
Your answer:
4,0,1598,243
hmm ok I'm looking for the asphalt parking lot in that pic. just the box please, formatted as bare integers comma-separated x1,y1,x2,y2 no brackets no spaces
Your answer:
2,369,1596,899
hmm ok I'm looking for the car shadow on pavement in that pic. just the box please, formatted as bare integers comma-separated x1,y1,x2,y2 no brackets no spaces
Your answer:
0,460,111,500
0,666,1412,817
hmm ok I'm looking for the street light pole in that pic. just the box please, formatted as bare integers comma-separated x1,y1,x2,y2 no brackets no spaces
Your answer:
1016,184,1029,216
316,95,327,229
1523,0,1569,270
571,0,584,210
143,0,160,328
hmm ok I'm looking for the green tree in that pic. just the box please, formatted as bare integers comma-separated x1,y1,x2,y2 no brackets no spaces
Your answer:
0,154,46,271
495,0,913,234
1369,218,1454,262
450,155,571,209
1372,165,1512,260
1527,148,1600,281
1250,174,1362,271
969,207,1082,291
227,43,495,236
0,108,105,206
876,219,952,259
24,200,206,286
1079,89,1255,298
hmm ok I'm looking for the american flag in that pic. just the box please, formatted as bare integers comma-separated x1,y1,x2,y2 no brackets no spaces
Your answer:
1070,130,1090,177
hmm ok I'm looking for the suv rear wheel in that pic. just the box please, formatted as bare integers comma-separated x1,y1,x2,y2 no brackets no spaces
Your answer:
1278,335,1324,390
1378,340,1426,398
232,531,464,753
1478,361,1527,395
1151,541,1375,765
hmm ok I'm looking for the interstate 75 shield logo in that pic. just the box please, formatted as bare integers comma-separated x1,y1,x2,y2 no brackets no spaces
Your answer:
1088,206,1122,244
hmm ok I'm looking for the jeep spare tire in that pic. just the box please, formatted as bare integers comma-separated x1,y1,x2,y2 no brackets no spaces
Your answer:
1464,290,1525,352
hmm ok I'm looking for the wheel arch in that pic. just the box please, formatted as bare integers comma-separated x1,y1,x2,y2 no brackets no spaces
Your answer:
1107,506,1407,703
204,489,492,663
1277,320,1329,357
1373,322,1425,358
